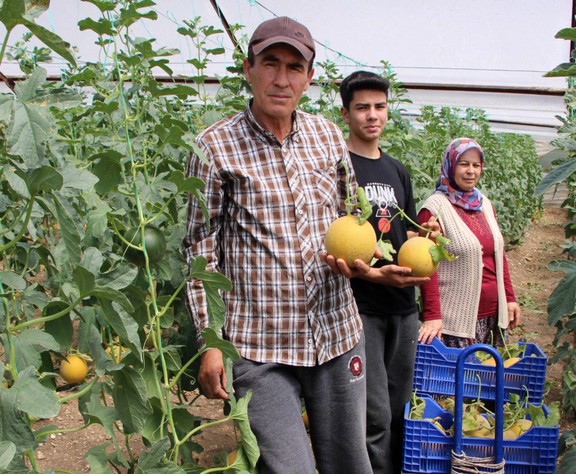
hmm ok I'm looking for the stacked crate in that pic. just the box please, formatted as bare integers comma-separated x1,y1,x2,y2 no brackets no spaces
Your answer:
402,338,559,474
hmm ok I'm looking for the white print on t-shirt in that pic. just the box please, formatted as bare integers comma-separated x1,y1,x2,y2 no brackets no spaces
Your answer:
363,183,398,218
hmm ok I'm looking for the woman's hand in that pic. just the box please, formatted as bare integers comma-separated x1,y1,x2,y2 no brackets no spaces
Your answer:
507,301,521,329
418,319,442,344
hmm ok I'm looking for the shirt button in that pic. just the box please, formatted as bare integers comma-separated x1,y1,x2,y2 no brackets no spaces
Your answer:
308,339,313,344
306,276,312,282
298,210,304,215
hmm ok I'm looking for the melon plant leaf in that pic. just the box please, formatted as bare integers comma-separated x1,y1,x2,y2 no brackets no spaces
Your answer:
111,367,153,434
554,27,576,41
146,80,197,100
535,159,576,196
95,261,138,291
53,192,82,264
89,151,123,194
137,437,184,472
43,301,73,348
27,166,63,194
140,399,166,445
14,65,47,102
8,100,52,167
78,16,116,36
60,166,99,191
202,328,240,360
228,390,259,469
0,441,17,469
86,201,112,239
545,62,576,78
77,388,119,439
374,239,395,263
21,20,76,65
558,449,576,474
11,366,60,418
98,300,141,360
11,328,59,371
0,93,14,123
73,265,96,297
0,390,36,454
0,271,26,291
189,256,232,332
4,165,29,198
547,260,576,326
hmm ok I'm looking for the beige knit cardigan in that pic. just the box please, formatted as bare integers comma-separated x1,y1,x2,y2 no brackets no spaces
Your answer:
421,193,509,338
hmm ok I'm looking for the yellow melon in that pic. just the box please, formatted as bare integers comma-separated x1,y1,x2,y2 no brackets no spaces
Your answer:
325,215,377,268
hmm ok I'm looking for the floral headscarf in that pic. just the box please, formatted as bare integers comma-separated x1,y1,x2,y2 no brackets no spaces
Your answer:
435,137,485,211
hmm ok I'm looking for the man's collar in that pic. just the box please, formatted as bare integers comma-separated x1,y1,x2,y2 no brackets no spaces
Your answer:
245,100,301,145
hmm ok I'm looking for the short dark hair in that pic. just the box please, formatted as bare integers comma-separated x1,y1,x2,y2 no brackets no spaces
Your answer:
339,71,390,110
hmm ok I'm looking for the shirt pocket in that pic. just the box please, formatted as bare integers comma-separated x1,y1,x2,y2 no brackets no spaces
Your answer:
312,166,338,208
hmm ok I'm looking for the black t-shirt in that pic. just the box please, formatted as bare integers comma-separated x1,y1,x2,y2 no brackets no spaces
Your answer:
350,151,418,316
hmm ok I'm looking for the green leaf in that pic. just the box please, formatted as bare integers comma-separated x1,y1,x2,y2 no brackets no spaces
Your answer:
53,192,82,264
555,27,576,41
99,300,141,360
11,328,59,371
27,165,63,194
95,261,138,291
374,239,396,263
137,437,175,469
60,166,99,191
228,391,259,469
544,63,576,78
0,271,26,290
111,367,153,434
7,100,52,167
535,159,576,196
22,20,76,66
90,151,123,194
0,390,36,454
145,80,198,99
0,0,25,32
0,93,14,124
13,67,46,100
0,441,17,469
73,265,96,297
429,236,457,265
202,328,240,360
43,301,73,348
3,165,29,198
77,387,119,439
188,256,232,332
558,448,576,474
547,260,576,326
11,366,60,418
78,17,116,36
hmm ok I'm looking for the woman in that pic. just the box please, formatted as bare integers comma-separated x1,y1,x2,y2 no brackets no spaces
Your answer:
417,137,521,347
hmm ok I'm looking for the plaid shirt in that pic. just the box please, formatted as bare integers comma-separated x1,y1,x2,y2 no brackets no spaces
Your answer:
182,104,362,366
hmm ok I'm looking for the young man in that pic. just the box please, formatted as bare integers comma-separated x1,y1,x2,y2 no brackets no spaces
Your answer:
182,18,372,474
334,71,438,474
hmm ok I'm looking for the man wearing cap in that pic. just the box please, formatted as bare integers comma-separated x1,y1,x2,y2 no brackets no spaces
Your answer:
183,16,372,474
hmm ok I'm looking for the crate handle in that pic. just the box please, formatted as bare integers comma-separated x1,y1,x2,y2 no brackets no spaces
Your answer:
453,344,505,463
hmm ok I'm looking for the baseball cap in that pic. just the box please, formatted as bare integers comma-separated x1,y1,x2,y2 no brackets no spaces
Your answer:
249,16,315,62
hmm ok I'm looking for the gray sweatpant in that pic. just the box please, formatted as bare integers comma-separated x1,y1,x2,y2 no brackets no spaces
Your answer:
362,311,419,474
232,333,372,474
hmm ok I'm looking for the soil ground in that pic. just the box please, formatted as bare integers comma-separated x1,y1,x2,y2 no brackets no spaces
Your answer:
30,204,573,473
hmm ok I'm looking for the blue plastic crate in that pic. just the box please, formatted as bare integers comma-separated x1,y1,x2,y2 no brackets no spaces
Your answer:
402,394,559,474
412,338,547,403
